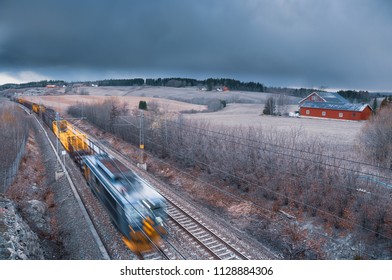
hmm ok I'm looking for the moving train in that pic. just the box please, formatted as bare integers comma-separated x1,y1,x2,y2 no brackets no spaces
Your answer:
83,154,167,252
16,98,167,253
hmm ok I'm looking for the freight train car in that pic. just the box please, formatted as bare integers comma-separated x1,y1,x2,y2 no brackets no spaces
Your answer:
16,99,45,114
82,154,167,252
18,98,32,110
42,107,56,128
52,120,89,154
17,98,26,105
32,103,45,114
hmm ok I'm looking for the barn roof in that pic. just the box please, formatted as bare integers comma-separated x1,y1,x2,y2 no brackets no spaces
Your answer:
317,92,349,103
300,101,372,112
299,92,349,104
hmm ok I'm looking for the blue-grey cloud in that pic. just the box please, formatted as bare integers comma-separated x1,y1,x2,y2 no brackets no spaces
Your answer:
0,0,391,90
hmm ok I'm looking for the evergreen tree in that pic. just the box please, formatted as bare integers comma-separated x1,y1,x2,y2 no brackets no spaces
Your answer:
139,100,147,110
372,98,378,114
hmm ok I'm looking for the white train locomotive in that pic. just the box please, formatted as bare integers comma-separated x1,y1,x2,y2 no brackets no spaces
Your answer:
82,154,167,253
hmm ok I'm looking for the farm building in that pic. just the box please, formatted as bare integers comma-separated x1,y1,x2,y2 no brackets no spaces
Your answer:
299,102,373,120
299,92,373,121
299,91,348,105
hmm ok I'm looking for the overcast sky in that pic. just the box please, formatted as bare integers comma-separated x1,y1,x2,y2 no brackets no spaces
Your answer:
0,0,391,91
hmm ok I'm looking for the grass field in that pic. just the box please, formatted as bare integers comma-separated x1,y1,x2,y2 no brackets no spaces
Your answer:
21,86,364,152
23,94,207,114
79,86,300,104
184,103,364,148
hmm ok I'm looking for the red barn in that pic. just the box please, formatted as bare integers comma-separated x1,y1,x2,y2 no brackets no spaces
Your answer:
299,91,348,105
298,92,373,121
299,102,373,121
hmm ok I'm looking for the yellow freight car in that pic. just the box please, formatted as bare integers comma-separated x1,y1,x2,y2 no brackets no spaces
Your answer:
32,103,46,114
52,120,88,153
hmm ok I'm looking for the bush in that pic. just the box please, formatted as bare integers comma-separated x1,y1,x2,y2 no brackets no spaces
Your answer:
139,100,147,110
263,97,275,115
206,99,224,112
357,105,392,168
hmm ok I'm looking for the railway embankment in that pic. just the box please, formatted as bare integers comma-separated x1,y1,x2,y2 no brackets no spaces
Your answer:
2,112,104,259
0,195,44,259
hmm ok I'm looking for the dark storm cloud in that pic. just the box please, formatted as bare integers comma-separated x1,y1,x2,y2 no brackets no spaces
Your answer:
1,0,392,90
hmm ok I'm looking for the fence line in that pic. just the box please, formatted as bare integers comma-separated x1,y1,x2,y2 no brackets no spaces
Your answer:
1,137,27,194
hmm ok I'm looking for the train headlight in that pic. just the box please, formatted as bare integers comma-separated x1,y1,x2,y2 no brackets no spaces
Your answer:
156,217,163,226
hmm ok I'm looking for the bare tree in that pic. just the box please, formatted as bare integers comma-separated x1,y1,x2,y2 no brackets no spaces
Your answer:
263,97,275,115
357,104,392,168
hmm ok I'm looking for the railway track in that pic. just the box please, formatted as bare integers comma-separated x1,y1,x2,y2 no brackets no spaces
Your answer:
166,203,249,260
78,127,251,260
32,112,186,260
140,241,184,260
39,115,180,260
36,114,179,260
137,227,189,260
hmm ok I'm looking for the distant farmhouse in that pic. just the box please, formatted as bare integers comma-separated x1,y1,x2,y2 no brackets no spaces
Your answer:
299,92,373,121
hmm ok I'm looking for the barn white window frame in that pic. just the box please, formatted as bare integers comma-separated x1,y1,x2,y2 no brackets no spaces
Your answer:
306,110,310,115
322,111,326,116
339,112,343,118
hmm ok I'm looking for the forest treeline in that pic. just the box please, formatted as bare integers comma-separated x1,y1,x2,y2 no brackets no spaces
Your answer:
145,77,265,92
0,80,65,90
1,77,388,103
337,90,370,103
